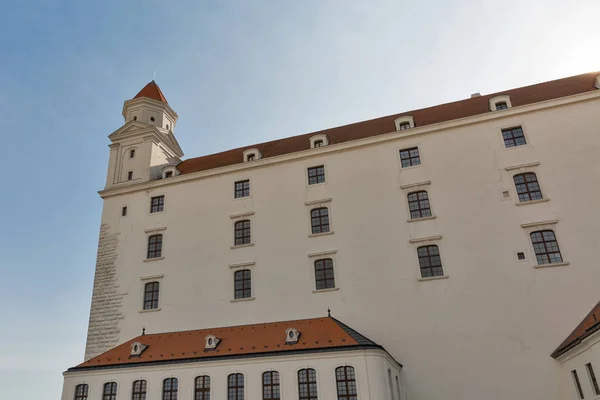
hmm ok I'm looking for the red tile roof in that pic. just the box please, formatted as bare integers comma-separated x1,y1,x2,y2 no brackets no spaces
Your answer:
552,302,600,358
70,317,383,371
178,72,599,175
134,80,168,103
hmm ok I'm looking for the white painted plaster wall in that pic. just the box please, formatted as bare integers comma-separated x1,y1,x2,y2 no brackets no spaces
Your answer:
557,332,600,400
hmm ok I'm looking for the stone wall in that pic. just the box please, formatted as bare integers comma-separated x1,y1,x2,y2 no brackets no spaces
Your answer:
84,224,124,360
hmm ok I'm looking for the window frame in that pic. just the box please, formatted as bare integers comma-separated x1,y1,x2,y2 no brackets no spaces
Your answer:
195,375,211,400
234,219,251,246
228,373,245,400
129,149,136,158
147,234,163,259
262,370,281,400
127,171,133,181
398,146,422,169
417,244,444,278
74,383,89,400
162,377,178,400
513,172,543,202
307,165,326,185
143,281,160,310
297,368,318,400
586,363,600,395
234,179,251,199
530,230,563,265
150,195,165,213
234,269,252,299
131,379,147,400
102,382,118,400
407,190,432,219
572,369,585,399
310,207,330,235
335,366,358,400
314,258,336,291
501,126,527,148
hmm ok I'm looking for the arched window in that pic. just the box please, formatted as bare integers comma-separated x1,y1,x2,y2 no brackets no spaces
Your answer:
195,376,211,400
234,269,252,299
74,384,88,400
102,382,117,400
234,220,251,246
417,245,444,278
314,259,335,290
298,368,318,400
143,282,160,310
336,366,357,400
513,173,542,202
263,371,281,399
311,208,330,234
131,380,147,400
407,191,432,219
228,373,244,400
147,234,163,259
530,230,563,265
162,378,178,400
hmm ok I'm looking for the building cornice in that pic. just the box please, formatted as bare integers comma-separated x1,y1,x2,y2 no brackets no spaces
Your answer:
99,90,600,199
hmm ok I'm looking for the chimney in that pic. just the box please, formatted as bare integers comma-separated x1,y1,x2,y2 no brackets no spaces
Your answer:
471,92,481,98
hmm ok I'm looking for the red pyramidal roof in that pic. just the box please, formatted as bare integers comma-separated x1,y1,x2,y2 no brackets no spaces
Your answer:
133,80,168,103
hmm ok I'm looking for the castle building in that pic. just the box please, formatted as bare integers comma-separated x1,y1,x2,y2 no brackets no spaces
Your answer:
62,73,600,400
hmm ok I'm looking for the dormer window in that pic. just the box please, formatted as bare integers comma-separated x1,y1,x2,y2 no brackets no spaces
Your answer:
130,149,135,158
285,328,300,344
204,334,221,350
130,341,147,357
489,95,512,111
310,134,329,148
243,149,262,162
161,166,178,179
394,116,415,131
165,171,173,178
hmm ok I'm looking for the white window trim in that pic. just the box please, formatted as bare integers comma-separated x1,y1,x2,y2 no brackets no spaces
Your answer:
394,116,415,131
310,134,329,148
306,164,327,187
233,178,252,200
307,201,334,237
309,253,338,292
505,163,548,205
499,124,530,150
148,193,166,215
397,145,423,170
161,165,178,179
230,213,255,249
489,95,512,111
400,181,436,222
520,220,569,268
243,148,262,162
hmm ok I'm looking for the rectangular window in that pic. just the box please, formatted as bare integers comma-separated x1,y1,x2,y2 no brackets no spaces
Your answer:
408,191,432,219
572,370,585,399
165,171,173,178
150,195,165,213
234,220,251,246
502,126,527,148
417,245,444,278
315,259,335,290
130,149,135,158
399,147,421,168
147,234,163,259
587,363,600,395
121,206,128,217
143,282,160,310
128,171,133,181
235,180,250,198
308,165,326,185
530,230,562,265
495,102,508,110
234,269,252,299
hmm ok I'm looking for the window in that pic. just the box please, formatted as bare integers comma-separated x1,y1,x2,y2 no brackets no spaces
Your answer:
131,380,147,400
130,149,135,158
314,140,324,147
133,116,138,121
530,230,563,265
336,366,357,400
121,206,127,217
572,370,585,399
495,101,508,110
235,180,250,198
586,363,600,395
398,122,411,130
150,116,155,122
150,195,165,213
399,147,421,168
195,376,211,400
315,259,335,290
103,382,117,400
513,173,542,202
74,384,89,400
263,371,281,399
407,191,432,219
310,207,330,234
166,124,170,130
395,376,401,400
143,282,160,310
165,171,173,178
163,378,178,400
308,165,326,185
234,269,252,299
417,245,444,278
128,171,133,181
517,252,525,260
234,220,251,246
247,154,255,161
388,369,395,400
298,368,318,400
147,234,163,259
228,373,244,400
502,127,527,148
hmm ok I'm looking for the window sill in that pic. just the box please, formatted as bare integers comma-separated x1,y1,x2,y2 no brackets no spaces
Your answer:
230,297,255,303
312,287,340,293
407,215,437,223
534,262,570,269
230,243,255,249
143,257,165,262
139,308,161,313
516,198,550,206
309,231,335,238
307,181,327,187
417,275,449,282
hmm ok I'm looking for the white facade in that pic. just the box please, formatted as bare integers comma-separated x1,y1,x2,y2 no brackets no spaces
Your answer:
557,331,600,400
68,76,600,400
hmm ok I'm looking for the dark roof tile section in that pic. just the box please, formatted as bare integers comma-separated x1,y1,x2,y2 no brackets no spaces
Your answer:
134,80,168,103
178,72,599,175
71,317,382,370
552,301,600,358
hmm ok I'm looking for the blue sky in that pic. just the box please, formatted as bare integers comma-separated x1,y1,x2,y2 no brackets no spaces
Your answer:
0,0,598,397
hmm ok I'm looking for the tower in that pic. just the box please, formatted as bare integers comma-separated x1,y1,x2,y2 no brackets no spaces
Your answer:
104,81,183,189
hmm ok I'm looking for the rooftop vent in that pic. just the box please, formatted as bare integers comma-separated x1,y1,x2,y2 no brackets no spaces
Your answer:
471,93,481,98
285,328,300,344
